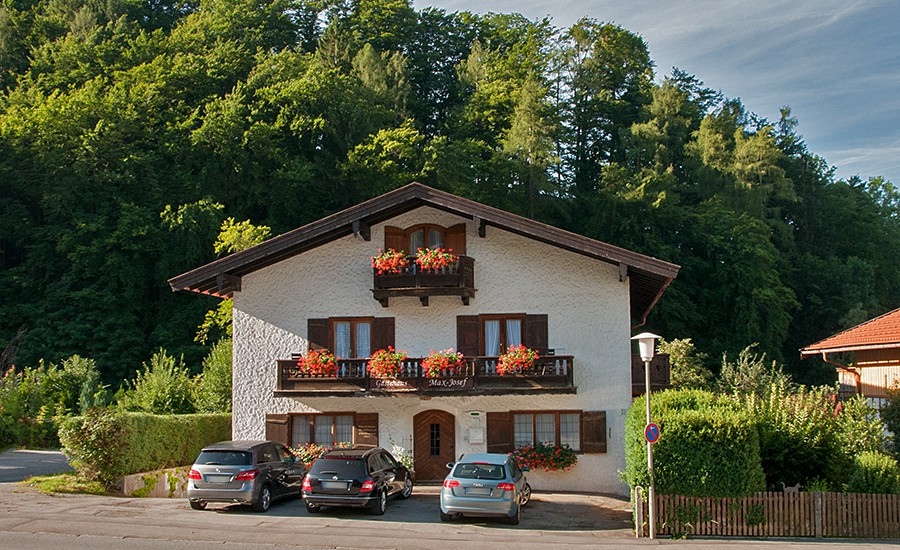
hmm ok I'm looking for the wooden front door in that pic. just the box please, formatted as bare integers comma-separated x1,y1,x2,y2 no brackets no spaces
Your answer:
413,410,456,482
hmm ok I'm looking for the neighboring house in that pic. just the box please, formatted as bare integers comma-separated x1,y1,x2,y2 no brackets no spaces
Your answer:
800,307,900,410
169,183,679,494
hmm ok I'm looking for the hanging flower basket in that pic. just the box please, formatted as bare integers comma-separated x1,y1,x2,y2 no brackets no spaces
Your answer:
421,349,466,378
496,344,539,375
296,350,338,376
367,347,407,378
414,247,459,272
372,248,410,274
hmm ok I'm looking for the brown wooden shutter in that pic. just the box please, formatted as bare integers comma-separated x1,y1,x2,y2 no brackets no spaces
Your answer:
486,412,513,453
308,318,329,351
524,314,549,354
582,411,607,453
371,317,395,351
355,413,379,447
445,223,467,255
384,225,406,252
456,315,480,357
265,414,289,445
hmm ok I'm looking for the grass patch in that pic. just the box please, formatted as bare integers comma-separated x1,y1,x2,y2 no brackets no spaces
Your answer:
21,473,108,495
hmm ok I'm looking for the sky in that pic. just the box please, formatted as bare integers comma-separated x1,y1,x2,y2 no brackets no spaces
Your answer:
413,0,900,185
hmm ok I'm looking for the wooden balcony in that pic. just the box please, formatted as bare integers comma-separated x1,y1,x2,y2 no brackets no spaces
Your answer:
275,354,575,397
631,353,671,397
372,255,475,306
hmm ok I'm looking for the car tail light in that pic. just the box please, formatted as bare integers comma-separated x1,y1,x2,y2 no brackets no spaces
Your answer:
443,479,460,488
302,476,311,492
360,479,375,493
497,482,516,492
188,469,202,480
235,468,259,481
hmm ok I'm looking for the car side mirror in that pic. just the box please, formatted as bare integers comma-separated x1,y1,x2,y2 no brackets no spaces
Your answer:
521,465,530,472
445,462,455,469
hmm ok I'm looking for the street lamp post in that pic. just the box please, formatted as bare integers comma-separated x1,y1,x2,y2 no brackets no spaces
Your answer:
632,332,661,539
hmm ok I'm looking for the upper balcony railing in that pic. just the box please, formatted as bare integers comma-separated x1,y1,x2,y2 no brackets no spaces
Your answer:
372,255,475,306
275,353,575,397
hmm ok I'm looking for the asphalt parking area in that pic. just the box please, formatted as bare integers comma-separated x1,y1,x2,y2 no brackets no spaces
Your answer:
199,484,634,534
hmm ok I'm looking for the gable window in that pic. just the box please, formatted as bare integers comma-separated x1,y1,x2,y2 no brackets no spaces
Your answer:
457,314,547,357
384,223,466,255
308,318,394,358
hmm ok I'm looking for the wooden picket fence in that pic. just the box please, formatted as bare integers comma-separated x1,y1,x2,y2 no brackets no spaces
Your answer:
634,489,900,539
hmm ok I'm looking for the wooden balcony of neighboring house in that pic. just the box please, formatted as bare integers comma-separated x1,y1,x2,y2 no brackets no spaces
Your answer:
372,255,475,307
631,353,671,397
274,353,576,397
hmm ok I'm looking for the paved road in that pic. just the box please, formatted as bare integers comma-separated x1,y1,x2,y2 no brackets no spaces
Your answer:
0,451,898,549
0,449,72,482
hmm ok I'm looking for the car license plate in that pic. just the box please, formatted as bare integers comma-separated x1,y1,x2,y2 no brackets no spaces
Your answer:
206,474,232,483
322,481,347,490
465,487,492,496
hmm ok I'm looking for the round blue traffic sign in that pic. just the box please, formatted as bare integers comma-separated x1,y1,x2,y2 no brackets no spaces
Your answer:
645,422,661,444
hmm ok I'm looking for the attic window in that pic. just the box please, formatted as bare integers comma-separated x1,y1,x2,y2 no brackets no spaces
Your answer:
384,223,466,255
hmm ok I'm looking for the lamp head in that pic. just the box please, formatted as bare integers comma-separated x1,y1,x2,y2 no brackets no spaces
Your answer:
631,332,662,362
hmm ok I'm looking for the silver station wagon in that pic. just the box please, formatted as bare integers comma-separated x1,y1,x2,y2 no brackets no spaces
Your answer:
440,453,531,525
187,440,306,512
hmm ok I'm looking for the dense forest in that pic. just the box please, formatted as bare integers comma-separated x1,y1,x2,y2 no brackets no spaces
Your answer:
1,0,899,387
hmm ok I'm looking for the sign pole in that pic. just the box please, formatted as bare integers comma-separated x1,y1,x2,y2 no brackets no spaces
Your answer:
644,357,655,540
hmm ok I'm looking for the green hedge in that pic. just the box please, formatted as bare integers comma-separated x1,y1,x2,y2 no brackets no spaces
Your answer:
59,409,231,487
845,452,900,494
625,389,765,497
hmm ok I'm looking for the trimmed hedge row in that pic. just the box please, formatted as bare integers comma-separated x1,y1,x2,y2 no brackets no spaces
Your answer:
624,389,766,497
59,409,231,487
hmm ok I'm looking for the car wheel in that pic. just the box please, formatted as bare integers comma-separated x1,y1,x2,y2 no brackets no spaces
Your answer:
520,482,532,506
305,502,320,513
252,485,272,513
439,510,454,522
506,504,520,525
398,477,413,499
370,489,387,515
189,500,207,510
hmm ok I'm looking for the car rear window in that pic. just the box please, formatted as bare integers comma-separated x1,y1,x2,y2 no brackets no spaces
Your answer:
309,458,368,477
452,463,505,480
195,450,252,466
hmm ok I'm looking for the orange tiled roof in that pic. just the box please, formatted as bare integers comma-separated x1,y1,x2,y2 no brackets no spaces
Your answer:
800,307,900,356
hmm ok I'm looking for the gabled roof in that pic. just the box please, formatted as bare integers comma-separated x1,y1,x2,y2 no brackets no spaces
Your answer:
168,183,680,325
800,307,900,356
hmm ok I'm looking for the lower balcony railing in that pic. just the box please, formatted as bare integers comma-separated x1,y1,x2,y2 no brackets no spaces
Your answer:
275,355,575,397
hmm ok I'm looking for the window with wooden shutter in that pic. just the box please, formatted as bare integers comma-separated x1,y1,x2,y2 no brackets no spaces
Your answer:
445,223,467,255
383,223,466,255
287,412,379,447
371,317,395,351
384,226,406,252
582,411,607,453
456,315,480,358
265,414,289,445
486,411,513,453
525,314,549,354
307,319,329,350
509,410,582,451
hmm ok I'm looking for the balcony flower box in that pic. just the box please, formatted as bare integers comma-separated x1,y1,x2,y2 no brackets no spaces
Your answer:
367,347,407,378
421,349,466,378
496,344,540,376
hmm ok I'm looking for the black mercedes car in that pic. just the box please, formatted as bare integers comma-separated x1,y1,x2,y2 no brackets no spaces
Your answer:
301,446,413,515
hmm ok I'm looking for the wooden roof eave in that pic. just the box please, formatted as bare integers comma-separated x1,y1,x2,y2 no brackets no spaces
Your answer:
168,184,681,314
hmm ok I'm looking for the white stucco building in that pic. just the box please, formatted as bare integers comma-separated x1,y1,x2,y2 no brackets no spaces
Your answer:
170,183,679,495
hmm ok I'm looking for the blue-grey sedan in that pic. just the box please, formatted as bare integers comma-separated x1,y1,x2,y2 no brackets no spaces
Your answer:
439,453,530,525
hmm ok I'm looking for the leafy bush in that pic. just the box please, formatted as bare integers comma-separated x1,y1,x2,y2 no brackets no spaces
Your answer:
0,356,107,448
845,452,900,494
117,349,195,414
193,338,232,413
59,410,231,488
624,389,765,497
657,338,712,390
